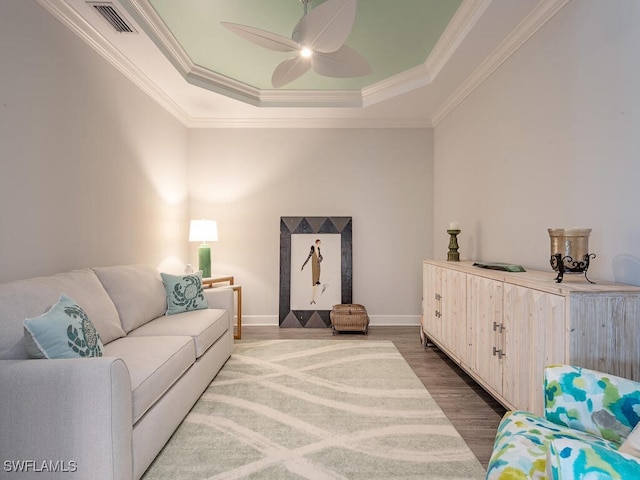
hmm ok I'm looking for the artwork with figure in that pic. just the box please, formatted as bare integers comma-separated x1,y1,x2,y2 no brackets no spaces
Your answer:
301,238,325,305
291,234,341,310
279,217,352,328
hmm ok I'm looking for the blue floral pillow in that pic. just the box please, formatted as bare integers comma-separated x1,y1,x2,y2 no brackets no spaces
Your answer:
23,294,104,358
160,272,208,315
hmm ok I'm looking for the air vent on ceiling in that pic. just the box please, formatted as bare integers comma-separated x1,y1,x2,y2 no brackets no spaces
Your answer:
89,2,137,33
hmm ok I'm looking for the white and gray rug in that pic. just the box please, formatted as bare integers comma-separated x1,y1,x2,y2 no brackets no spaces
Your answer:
143,340,486,479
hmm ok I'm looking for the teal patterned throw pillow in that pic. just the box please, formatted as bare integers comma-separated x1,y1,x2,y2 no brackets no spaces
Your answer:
161,272,208,315
23,294,104,359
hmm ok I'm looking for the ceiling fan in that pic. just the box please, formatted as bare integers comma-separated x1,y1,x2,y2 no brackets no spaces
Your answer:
222,0,371,88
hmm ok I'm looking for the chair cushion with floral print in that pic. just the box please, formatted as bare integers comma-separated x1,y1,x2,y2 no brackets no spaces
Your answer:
544,365,640,443
486,410,619,479
487,365,640,480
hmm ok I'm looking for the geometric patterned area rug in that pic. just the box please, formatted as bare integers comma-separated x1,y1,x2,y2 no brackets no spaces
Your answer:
142,340,486,479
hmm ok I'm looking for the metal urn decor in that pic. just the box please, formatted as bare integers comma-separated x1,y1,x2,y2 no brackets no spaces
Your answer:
548,228,596,283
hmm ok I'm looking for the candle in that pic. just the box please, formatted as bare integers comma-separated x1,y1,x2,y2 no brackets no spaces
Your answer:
449,221,460,231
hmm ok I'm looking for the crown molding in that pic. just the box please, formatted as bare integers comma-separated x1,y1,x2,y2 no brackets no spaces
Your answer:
362,64,432,107
258,89,364,108
123,0,366,108
120,0,488,109
36,0,566,128
184,117,431,129
184,65,263,107
423,0,494,80
120,0,191,73
361,0,491,106
119,0,261,107
36,0,193,124
431,0,571,126
34,0,428,129
187,65,365,108
187,67,365,107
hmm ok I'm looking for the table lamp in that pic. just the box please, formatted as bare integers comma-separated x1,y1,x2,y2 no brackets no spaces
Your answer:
189,219,218,278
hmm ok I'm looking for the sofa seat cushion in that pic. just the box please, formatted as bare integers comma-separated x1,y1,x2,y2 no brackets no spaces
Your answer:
487,410,620,480
103,335,195,423
93,265,167,334
128,308,229,358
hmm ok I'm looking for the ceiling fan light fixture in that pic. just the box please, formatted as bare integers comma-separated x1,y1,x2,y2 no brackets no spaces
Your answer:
222,0,369,88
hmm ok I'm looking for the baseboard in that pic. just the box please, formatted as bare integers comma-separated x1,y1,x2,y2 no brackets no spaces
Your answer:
242,315,280,326
242,315,421,327
369,315,421,326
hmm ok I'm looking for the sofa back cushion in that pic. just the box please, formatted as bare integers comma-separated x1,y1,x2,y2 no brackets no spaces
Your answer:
0,269,125,360
93,265,167,334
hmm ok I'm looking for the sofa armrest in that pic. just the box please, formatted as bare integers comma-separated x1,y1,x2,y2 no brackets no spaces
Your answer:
544,365,640,443
0,357,133,480
203,287,234,324
547,438,640,479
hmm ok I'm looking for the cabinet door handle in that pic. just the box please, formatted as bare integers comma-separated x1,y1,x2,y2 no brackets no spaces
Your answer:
492,322,505,333
492,347,506,359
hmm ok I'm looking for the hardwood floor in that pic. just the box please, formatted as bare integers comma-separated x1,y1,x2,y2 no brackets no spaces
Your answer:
237,325,505,469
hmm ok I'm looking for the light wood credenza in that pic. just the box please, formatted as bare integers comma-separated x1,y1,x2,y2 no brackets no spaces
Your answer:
422,259,640,415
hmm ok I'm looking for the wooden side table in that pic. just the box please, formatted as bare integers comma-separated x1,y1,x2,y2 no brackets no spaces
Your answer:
202,275,242,340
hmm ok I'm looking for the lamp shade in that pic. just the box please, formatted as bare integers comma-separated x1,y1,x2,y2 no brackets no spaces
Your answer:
189,220,218,243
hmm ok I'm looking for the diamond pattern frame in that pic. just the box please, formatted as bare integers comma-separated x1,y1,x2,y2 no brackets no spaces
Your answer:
279,217,353,328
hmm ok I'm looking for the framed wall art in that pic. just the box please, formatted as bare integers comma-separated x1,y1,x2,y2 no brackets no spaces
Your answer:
279,216,352,327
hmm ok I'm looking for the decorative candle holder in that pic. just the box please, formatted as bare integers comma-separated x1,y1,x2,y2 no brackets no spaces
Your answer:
548,228,596,283
447,229,461,261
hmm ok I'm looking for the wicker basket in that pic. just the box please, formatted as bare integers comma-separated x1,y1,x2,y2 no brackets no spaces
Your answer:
330,304,369,335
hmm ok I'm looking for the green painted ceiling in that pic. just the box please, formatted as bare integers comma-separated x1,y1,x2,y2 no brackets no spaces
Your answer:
146,0,463,91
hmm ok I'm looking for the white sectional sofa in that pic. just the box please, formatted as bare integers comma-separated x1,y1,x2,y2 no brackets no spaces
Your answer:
0,265,234,480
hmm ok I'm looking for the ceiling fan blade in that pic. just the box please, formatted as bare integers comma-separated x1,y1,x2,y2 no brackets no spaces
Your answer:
312,45,372,78
272,56,312,88
221,22,299,52
292,0,357,53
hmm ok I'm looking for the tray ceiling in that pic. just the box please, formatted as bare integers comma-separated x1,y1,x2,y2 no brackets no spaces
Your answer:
36,0,570,126
143,0,462,91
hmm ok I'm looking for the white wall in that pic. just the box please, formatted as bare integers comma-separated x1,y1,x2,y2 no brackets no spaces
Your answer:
434,0,640,285
0,1,189,282
188,128,433,324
